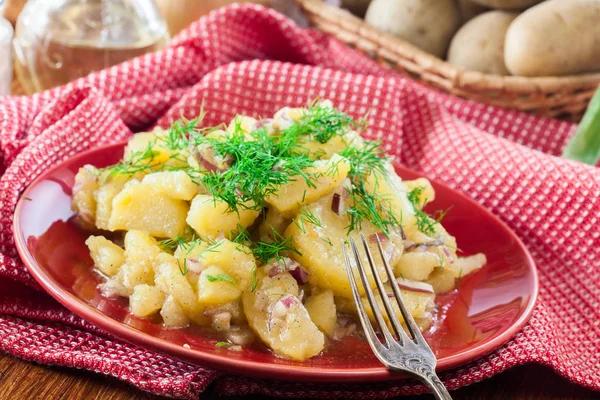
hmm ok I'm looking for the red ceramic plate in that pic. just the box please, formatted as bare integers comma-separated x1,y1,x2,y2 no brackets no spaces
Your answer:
13,142,538,382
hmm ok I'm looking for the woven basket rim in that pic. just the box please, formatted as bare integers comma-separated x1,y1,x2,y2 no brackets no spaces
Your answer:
296,0,600,92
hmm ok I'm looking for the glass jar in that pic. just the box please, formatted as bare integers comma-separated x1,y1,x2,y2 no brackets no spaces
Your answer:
0,0,14,95
13,0,170,94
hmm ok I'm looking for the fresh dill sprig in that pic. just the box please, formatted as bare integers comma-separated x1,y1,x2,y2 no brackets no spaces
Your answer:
252,229,302,265
293,207,323,234
407,186,439,235
340,140,388,178
345,180,400,236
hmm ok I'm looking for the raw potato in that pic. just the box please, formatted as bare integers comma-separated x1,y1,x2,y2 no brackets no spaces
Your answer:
448,11,518,75
505,0,600,76
458,0,488,22
365,0,461,58
469,0,542,9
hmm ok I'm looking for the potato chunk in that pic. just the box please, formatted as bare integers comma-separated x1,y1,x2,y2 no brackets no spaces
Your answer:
243,274,324,361
363,164,418,234
154,253,207,325
94,174,129,230
72,165,99,226
175,239,256,291
85,235,125,276
109,181,188,237
395,252,440,281
161,295,190,328
141,171,198,200
304,289,337,337
285,192,404,299
197,266,242,305
265,154,350,215
124,129,188,169
186,194,259,239
130,284,165,317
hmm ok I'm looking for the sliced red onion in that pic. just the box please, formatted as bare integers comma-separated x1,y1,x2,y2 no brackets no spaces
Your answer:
441,246,454,263
399,226,406,240
368,232,389,243
289,265,309,285
342,187,350,199
211,312,232,332
266,257,310,285
404,238,445,252
200,157,220,172
255,118,273,129
186,258,205,274
394,277,435,294
331,193,342,215
267,295,299,331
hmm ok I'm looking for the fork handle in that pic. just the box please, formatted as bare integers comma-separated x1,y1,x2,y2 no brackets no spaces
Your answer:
423,374,453,400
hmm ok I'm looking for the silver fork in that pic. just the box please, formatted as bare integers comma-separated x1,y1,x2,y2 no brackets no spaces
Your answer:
342,235,452,400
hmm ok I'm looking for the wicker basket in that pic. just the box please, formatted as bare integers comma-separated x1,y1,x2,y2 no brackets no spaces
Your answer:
295,0,600,122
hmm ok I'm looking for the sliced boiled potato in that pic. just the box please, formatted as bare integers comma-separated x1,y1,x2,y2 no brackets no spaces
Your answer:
336,284,435,324
175,239,256,291
425,267,456,294
395,252,440,281
154,253,208,325
160,294,190,328
243,275,324,361
304,289,336,337
124,129,188,169
85,235,125,276
285,192,404,299
109,181,188,238
197,266,242,305
94,174,130,230
403,177,435,207
265,154,350,215
257,207,291,242
363,164,418,235
130,284,165,317
72,165,99,226
141,170,198,200
122,230,161,288
186,194,259,239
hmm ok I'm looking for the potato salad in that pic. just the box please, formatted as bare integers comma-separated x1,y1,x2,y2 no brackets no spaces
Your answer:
73,101,486,361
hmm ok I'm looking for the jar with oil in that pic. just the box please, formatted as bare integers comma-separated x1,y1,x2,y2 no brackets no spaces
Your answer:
13,0,169,94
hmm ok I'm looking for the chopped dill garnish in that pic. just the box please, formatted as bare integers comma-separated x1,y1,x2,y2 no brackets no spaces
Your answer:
345,180,400,236
252,229,302,265
293,208,323,234
215,341,230,348
340,140,388,178
205,273,235,284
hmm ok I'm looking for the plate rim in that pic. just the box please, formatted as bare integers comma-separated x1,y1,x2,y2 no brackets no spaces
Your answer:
13,141,539,382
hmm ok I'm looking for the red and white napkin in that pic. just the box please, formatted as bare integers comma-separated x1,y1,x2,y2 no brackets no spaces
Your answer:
0,5,599,399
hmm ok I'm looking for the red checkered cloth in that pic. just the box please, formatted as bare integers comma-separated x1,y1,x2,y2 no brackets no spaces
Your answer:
1,4,599,399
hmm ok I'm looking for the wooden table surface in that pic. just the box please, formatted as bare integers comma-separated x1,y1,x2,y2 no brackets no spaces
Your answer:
5,71,599,400
1,351,598,400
